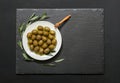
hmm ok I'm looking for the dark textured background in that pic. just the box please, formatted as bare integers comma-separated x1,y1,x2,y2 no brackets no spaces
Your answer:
16,9,104,74
0,0,120,83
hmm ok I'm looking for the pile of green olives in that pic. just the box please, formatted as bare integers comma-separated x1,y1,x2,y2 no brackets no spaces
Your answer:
27,25,57,55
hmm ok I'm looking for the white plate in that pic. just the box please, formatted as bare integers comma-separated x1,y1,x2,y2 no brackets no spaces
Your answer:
22,21,62,61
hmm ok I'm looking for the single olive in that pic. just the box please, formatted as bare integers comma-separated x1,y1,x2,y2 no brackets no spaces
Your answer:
43,31,49,36
31,35,36,40
50,30,55,35
38,40,44,46
29,44,34,50
42,43,48,49
46,39,51,45
32,29,38,35
38,31,43,35
52,39,57,45
36,35,41,40
37,26,43,30
27,32,32,38
49,44,55,50
44,26,50,32
48,34,54,40
39,48,44,55
42,36,47,42
44,48,50,54
33,40,38,46
34,46,39,52
28,39,33,44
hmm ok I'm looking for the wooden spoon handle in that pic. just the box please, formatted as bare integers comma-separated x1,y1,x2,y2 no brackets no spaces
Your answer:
54,15,71,28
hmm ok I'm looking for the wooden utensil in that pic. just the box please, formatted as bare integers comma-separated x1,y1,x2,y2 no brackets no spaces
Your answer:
54,15,71,28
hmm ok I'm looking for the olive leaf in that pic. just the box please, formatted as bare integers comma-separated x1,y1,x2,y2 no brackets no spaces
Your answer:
29,13,36,19
26,21,32,26
51,50,56,53
27,12,49,24
43,63,56,66
29,15,40,21
22,53,34,61
27,15,40,24
18,23,27,37
40,12,49,20
54,59,64,63
17,40,23,50
19,31,24,38
18,23,25,34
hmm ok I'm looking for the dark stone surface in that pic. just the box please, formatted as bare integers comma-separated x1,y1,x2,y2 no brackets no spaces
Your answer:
16,9,104,74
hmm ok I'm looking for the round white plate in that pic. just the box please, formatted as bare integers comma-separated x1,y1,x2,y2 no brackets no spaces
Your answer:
22,21,62,61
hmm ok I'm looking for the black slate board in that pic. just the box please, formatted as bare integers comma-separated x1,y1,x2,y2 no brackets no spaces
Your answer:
16,9,104,74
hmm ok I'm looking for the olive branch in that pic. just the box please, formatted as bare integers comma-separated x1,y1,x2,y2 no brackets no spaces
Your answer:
17,12,64,66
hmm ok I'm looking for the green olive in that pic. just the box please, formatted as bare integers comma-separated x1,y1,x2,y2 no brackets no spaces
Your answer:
50,30,55,35
39,48,44,55
28,25,57,55
43,31,49,36
48,34,54,40
44,48,50,54
33,40,38,46
34,46,39,52
32,29,38,35
42,36,47,42
52,39,57,45
27,32,32,38
49,44,55,50
46,39,51,45
31,35,36,40
42,43,48,49
38,31,43,35
30,44,34,50
37,26,43,30
45,26,50,32
36,35,41,40
38,40,43,46
28,39,33,44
